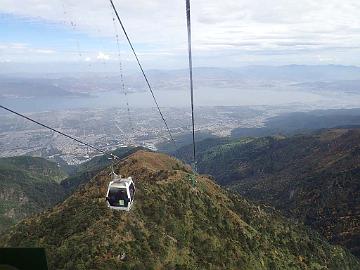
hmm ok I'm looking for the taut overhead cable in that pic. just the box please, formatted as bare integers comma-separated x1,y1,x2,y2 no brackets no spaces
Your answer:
109,0,177,149
0,105,119,160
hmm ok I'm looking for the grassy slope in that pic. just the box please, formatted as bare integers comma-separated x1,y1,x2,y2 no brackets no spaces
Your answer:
60,147,143,195
0,156,68,231
1,151,359,270
176,128,360,257
0,148,143,233
0,156,68,183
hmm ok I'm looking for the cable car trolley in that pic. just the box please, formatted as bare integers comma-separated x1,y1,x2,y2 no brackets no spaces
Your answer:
106,174,135,211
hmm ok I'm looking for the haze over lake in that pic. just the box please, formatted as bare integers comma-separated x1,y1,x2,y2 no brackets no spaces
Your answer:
2,86,359,113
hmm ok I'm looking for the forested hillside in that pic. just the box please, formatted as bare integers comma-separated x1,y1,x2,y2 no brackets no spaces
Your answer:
1,151,359,269
0,156,68,231
175,128,360,257
0,147,140,232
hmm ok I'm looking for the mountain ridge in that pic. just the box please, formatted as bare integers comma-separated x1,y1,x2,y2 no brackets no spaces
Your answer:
175,128,360,257
0,147,141,233
1,150,359,269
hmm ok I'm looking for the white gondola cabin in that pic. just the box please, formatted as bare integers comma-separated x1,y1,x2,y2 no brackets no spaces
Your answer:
106,175,135,211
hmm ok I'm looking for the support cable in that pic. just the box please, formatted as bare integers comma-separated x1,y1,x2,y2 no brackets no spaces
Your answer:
109,0,177,148
112,16,134,133
186,0,197,171
0,105,119,160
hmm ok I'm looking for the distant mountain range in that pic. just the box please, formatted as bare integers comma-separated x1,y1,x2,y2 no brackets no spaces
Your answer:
294,80,360,94
0,78,90,98
175,128,360,258
228,65,360,81
1,150,359,269
161,108,360,155
2,64,360,98
231,108,360,138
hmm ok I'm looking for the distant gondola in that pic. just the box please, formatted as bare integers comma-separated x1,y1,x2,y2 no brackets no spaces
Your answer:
106,174,135,211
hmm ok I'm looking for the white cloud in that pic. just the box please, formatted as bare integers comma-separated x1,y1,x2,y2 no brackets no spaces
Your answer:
1,0,360,66
96,52,110,61
34,49,55,54
9,43,28,49
0,42,56,55
0,59,12,63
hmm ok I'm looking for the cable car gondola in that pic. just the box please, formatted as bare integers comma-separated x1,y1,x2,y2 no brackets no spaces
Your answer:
106,174,135,211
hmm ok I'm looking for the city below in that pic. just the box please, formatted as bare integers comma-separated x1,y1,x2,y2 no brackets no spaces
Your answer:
0,105,293,165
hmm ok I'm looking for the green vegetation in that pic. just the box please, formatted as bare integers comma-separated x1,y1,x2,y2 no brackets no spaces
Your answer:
0,147,141,233
61,147,143,195
76,147,143,174
0,156,68,232
1,151,359,269
156,131,218,153
0,156,68,183
230,108,360,138
176,128,360,257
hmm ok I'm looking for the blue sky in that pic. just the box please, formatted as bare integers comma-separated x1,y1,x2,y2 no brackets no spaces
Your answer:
1,0,360,71
0,13,125,62
1,14,75,46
